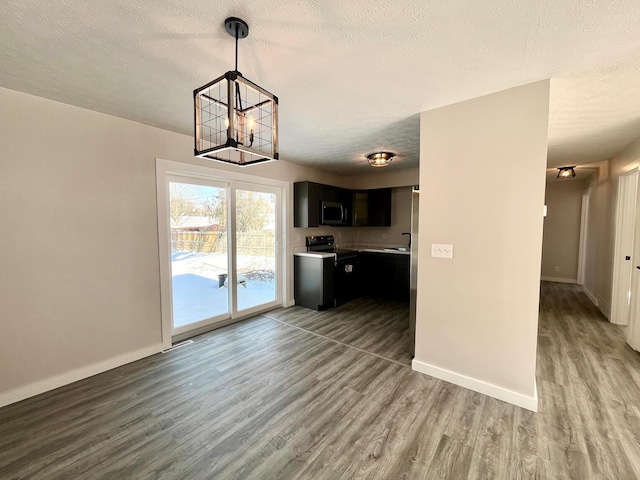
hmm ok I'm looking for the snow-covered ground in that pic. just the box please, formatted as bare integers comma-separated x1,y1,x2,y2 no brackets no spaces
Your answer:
171,251,276,328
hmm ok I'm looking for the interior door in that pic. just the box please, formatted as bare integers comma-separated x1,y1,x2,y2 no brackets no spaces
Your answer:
627,171,640,350
611,170,638,325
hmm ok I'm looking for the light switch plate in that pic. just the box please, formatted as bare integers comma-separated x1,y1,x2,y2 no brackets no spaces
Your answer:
431,244,453,259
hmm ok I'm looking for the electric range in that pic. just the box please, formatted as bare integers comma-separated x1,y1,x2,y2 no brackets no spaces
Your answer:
305,235,358,261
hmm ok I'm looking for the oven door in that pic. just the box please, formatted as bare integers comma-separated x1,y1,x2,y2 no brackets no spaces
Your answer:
334,255,359,306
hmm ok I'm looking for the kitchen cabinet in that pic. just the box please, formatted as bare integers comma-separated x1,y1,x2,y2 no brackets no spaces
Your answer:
294,181,352,227
294,254,335,310
352,188,392,227
294,181,322,227
358,252,410,301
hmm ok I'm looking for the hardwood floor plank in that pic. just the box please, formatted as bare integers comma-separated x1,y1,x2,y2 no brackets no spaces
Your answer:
423,434,473,480
264,296,412,365
3,282,640,479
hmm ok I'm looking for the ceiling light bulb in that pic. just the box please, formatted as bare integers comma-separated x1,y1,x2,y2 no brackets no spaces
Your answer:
557,166,576,179
366,151,394,167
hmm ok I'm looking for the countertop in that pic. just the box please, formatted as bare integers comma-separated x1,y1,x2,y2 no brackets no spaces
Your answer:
357,248,410,255
293,252,336,258
294,247,410,257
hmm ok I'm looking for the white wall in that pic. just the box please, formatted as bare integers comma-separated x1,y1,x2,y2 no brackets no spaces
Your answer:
414,81,550,411
583,138,640,318
541,179,588,282
349,167,419,190
0,86,350,407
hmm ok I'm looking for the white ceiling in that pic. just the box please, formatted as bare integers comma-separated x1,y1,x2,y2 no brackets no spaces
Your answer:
2,0,640,174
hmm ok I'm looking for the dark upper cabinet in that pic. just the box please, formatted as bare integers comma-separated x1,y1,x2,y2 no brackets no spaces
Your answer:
294,181,322,227
352,188,392,227
336,187,353,226
294,182,389,228
294,181,353,227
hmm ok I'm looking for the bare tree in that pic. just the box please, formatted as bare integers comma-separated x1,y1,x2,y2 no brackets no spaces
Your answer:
169,183,200,227
236,191,273,232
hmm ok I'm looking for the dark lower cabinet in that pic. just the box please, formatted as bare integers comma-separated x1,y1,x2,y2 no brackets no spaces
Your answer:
358,252,410,301
294,255,335,310
294,252,409,310
294,255,360,310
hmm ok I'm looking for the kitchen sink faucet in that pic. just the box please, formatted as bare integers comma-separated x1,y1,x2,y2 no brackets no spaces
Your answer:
402,232,411,248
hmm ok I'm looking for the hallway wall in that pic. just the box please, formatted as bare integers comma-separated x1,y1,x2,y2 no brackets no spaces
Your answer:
583,138,640,318
416,80,549,411
541,179,588,282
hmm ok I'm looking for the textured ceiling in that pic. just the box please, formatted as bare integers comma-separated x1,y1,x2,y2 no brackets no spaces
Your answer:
2,1,640,174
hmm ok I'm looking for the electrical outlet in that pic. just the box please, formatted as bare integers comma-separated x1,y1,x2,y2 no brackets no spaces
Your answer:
431,244,453,259
382,233,387,240
296,234,301,241
554,266,559,272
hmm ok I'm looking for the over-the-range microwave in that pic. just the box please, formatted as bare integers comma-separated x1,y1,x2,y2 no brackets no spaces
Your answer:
321,200,348,226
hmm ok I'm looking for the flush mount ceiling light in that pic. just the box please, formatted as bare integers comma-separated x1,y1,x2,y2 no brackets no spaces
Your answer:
193,17,278,167
557,166,576,179
367,152,395,168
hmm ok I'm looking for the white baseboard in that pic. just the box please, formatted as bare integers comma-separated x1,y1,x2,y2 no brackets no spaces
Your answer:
412,359,538,412
540,276,577,284
0,343,163,409
581,287,611,319
582,287,599,307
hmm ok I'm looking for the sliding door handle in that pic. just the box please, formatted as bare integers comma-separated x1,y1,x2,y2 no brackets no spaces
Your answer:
626,256,631,260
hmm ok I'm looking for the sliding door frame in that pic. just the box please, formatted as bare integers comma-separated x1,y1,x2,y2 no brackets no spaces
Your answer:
229,182,282,318
167,175,233,337
155,158,288,348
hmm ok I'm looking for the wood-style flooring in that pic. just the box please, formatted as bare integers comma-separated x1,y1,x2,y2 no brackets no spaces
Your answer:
1,283,640,479
264,296,412,366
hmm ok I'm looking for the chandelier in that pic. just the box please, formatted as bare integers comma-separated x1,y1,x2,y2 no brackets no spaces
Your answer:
194,17,278,166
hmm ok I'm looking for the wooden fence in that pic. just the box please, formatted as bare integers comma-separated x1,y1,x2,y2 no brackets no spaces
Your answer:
171,231,275,257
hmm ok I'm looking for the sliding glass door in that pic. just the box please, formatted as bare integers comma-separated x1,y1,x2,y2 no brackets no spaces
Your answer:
166,175,281,337
169,180,229,332
233,186,278,313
